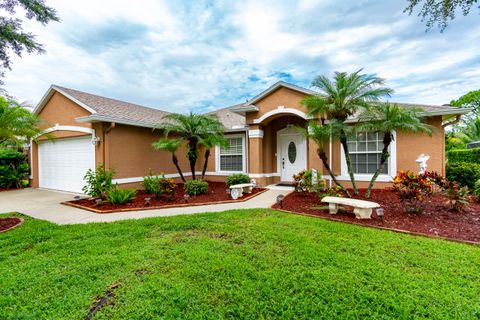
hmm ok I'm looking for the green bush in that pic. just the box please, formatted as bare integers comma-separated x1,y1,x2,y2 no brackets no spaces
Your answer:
446,162,480,189
184,180,209,196
474,180,480,200
446,148,480,164
293,169,324,193
0,149,29,188
82,164,115,199
143,171,177,200
106,185,137,204
226,173,250,187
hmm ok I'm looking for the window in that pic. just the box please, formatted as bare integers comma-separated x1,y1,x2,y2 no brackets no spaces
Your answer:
218,136,245,172
347,132,388,175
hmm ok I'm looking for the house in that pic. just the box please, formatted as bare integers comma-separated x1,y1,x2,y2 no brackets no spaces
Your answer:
30,82,469,193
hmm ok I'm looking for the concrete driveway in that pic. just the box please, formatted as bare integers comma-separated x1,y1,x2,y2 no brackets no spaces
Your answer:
0,188,289,225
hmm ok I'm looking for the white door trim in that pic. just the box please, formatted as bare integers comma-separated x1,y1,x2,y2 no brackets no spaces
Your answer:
277,126,307,182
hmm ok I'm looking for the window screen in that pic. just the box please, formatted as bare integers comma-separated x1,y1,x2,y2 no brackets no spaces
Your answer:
220,137,244,172
347,132,388,174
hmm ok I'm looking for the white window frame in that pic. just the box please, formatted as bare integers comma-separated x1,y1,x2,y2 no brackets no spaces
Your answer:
215,134,246,174
340,131,397,182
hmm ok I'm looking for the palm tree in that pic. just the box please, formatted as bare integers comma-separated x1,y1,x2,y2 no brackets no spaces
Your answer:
446,116,480,149
199,135,228,180
357,103,432,198
152,138,186,182
302,69,393,195
155,112,226,180
0,97,47,147
305,121,352,197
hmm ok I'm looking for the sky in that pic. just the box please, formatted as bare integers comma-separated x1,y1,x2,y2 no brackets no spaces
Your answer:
3,0,480,113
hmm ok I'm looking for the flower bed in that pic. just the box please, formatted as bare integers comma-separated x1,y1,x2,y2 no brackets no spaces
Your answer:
64,181,266,213
272,189,480,243
0,217,23,233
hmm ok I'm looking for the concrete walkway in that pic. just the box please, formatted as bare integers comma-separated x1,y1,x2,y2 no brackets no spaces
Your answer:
0,187,291,225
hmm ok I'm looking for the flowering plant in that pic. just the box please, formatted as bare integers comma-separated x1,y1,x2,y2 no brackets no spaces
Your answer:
392,171,437,213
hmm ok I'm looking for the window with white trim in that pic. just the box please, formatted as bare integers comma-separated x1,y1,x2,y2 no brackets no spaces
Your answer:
347,132,388,174
219,136,245,172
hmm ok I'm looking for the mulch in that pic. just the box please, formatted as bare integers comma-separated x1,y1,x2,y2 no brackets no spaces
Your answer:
0,217,23,233
273,189,480,243
65,181,266,213
0,188,19,192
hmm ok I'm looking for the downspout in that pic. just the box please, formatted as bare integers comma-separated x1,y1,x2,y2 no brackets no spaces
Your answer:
329,126,333,188
104,122,116,169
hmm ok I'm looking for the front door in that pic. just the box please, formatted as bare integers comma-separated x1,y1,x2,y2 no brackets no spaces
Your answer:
278,128,307,182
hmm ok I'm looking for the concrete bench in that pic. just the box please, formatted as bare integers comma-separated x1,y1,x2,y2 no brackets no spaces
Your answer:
321,196,380,219
229,183,254,200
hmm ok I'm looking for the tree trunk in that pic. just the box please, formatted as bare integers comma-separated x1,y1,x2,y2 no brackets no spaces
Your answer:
340,129,358,195
201,149,210,180
365,132,392,198
188,139,198,180
172,154,186,182
318,148,351,198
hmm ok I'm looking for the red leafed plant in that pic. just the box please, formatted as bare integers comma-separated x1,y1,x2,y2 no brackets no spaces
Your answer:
392,171,438,214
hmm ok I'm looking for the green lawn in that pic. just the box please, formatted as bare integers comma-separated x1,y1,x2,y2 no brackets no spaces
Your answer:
1,210,479,319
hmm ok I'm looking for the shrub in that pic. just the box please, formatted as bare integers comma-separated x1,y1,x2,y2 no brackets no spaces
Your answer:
226,173,250,187
143,171,177,200
317,186,344,199
444,181,469,212
293,169,324,193
474,179,480,200
0,149,29,188
392,171,438,214
184,180,209,196
446,162,480,189
447,148,480,164
106,185,137,204
82,164,115,199
158,177,177,200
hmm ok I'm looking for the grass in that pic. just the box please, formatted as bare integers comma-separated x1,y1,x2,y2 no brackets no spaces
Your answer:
1,210,480,319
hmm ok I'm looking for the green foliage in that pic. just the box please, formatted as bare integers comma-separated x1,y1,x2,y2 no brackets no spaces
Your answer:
447,147,480,164
404,0,478,31
0,0,59,85
293,169,324,193
450,89,480,113
184,179,209,196
226,173,250,187
0,149,29,188
143,171,178,200
3,211,480,319
446,162,480,189
317,186,345,199
474,179,480,200
106,186,137,204
0,97,51,147
82,164,115,200
158,177,177,200
392,171,440,214
444,182,469,212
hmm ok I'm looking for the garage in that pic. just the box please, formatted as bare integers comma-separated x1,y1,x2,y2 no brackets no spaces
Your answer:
38,136,95,193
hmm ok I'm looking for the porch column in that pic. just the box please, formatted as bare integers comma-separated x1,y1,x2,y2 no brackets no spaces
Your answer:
248,127,264,175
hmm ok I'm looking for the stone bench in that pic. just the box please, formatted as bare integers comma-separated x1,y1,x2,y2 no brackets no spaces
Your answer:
321,196,380,219
229,183,254,200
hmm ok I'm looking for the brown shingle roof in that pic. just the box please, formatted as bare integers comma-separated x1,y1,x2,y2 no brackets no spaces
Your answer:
208,104,246,131
54,86,170,126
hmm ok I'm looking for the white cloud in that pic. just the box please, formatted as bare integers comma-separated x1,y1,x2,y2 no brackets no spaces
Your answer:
2,0,480,111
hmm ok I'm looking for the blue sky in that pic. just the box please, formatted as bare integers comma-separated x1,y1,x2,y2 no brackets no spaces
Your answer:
4,0,480,113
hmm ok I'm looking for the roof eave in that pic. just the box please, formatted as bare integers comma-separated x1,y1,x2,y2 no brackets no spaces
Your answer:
75,115,158,129
33,85,98,115
229,104,259,114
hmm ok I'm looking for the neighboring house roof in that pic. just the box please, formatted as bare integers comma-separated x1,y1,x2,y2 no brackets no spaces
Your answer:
230,81,472,120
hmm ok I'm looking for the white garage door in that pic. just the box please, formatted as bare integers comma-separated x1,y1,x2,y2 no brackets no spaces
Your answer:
38,136,95,193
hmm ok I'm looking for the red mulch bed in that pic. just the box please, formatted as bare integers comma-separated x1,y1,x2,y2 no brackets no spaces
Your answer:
273,189,480,243
0,188,19,192
0,217,23,233
65,181,266,213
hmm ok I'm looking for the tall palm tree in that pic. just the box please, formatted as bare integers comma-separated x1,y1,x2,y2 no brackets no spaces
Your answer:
357,103,432,198
152,138,186,182
155,112,226,180
199,135,228,180
0,97,47,147
305,121,352,197
302,69,394,195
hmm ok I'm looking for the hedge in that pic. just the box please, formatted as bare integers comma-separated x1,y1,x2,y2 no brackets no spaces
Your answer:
446,162,480,189
0,149,29,188
446,148,480,164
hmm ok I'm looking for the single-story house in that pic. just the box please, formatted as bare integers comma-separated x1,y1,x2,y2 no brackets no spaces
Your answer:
30,82,469,193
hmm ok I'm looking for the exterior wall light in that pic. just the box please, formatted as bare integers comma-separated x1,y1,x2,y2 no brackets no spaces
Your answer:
92,136,101,146
376,208,385,223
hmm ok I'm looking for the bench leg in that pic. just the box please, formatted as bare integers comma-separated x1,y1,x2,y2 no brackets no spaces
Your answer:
243,187,253,194
353,208,372,219
328,203,338,214
231,188,243,200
